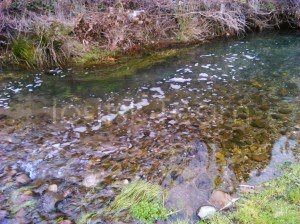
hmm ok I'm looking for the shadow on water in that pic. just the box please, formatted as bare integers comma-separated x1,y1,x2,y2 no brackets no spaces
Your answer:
0,30,299,222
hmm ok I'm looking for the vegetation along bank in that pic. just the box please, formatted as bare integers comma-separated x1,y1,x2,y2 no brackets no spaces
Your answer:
0,0,300,69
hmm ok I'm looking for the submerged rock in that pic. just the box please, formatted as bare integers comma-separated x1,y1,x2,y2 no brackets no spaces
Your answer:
0,210,8,220
251,153,269,162
250,119,267,128
278,107,293,114
15,174,31,184
39,191,63,213
82,174,100,188
194,140,208,166
48,184,58,193
197,205,216,220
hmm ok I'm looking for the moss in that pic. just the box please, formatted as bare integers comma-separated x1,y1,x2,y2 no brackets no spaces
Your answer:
71,48,183,82
106,180,170,222
107,49,180,79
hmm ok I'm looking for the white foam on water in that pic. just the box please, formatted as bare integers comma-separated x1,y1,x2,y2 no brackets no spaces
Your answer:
170,84,181,90
168,77,192,83
150,87,164,95
244,54,255,59
201,64,211,68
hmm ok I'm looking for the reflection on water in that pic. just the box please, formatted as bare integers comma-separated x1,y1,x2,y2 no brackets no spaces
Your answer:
0,31,299,222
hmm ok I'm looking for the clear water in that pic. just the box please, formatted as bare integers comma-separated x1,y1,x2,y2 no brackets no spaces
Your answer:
0,30,299,222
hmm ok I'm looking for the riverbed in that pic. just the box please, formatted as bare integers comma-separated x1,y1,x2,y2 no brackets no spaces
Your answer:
0,30,299,223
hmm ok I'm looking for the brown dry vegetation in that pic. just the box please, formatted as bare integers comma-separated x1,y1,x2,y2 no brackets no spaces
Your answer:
0,0,300,68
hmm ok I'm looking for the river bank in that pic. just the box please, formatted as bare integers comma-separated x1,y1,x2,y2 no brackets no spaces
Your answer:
1,0,300,70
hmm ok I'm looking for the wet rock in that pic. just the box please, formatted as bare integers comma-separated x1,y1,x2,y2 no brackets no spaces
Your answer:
48,184,58,193
0,210,8,220
4,119,14,126
271,113,283,120
197,206,216,220
278,107,293,114
16,174,31,184
278,88,289,96
166,182,210,220
237,113,248,119
6,127,15,134
123,179,129,185
209,190,232,209
4,136,21,144
259,104,269,111
82,174,100,188
250,119,267,128
39,191,63,213
0,114,7,120
170,170,184,183
250,80,262,88
194,173,213,190
194,140,208,166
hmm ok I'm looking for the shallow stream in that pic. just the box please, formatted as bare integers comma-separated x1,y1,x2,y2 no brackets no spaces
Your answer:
0,30,299,223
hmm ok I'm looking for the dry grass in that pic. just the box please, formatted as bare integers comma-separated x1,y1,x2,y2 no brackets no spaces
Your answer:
1,0,300,68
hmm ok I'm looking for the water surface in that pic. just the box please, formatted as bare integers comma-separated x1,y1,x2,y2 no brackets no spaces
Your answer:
0,30,299,222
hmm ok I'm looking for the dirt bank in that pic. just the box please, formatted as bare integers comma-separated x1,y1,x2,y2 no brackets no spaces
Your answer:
0,0,300,69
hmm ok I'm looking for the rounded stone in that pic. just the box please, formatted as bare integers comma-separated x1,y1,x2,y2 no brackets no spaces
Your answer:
48,184,58,193
16,174,31,184
197,205,217,220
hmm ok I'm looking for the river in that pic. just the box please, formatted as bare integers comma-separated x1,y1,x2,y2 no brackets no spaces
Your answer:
0,30,299,223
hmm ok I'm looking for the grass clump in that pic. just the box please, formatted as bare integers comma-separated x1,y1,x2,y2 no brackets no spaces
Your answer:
200,163,300,224
106,180,169,223
11,38,36,67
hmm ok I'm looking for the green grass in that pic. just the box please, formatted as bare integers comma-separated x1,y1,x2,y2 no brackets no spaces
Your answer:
77,212,97,224
106,180,169,223
131,200,168,224
200,163,300,224
11,38,36,67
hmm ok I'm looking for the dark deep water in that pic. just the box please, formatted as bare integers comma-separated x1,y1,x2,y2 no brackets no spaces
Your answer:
0,30,299,222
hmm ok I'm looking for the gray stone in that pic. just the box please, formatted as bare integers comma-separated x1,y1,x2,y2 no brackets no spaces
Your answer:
166,182,210,220
194,173,213,190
